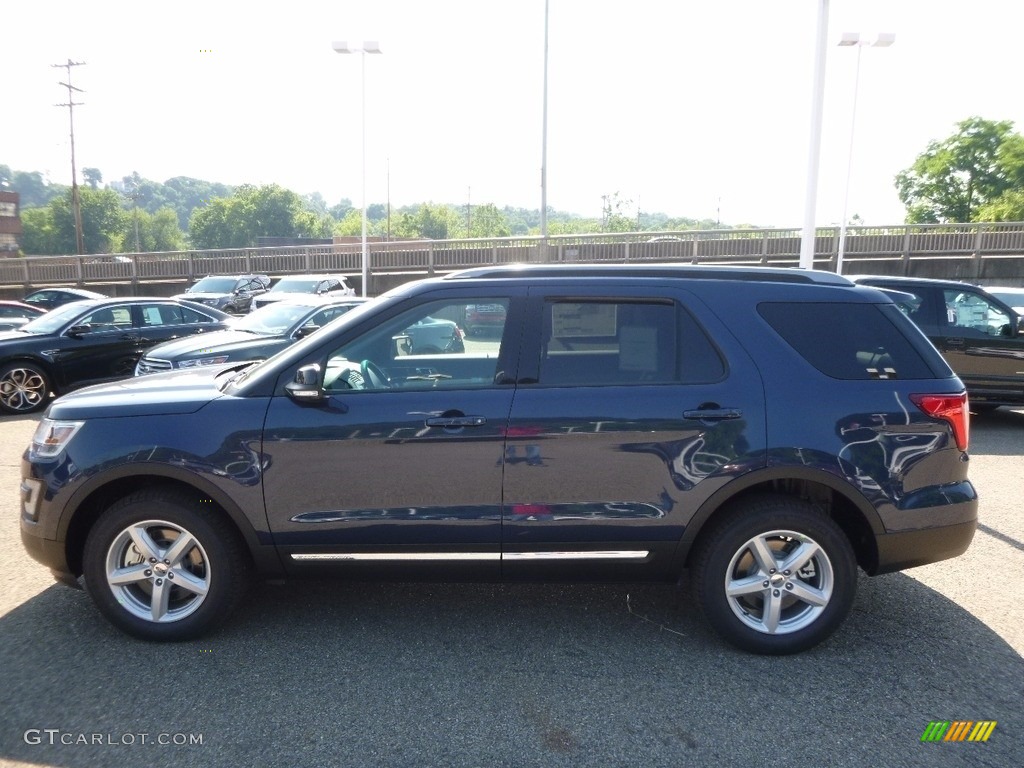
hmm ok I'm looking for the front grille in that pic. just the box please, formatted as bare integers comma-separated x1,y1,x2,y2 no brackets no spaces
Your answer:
135,357,173,375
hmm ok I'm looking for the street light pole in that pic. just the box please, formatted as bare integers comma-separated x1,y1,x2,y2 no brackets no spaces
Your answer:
333,40,382,298
799,0,830,270
540,0,550,245
835,32,895,275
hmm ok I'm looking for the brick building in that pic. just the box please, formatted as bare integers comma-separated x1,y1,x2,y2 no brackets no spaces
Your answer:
0,191,21,255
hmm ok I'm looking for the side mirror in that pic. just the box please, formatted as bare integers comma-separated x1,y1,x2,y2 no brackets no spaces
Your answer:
66,324,93,337
294,323,321,339
392,334,412,357
285,363,325,402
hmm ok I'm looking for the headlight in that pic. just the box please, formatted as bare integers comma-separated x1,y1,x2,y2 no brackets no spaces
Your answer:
177,356,230,368
31,419,84,459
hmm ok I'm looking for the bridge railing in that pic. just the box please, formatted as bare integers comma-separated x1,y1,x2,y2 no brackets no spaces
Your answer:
3,222,1024,289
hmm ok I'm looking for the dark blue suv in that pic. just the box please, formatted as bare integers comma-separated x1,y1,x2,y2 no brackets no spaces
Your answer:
19,265,977,653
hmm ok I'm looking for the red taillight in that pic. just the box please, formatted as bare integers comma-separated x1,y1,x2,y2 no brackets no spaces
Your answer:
910,392,969,451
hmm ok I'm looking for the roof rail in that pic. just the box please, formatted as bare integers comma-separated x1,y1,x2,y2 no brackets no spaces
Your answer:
444,263,853,285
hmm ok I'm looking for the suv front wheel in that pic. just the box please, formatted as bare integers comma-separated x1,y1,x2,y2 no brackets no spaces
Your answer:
83,488,250,641
692,495,856,655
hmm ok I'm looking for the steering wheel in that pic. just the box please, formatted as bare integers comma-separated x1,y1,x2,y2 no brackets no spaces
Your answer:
360,359,391,389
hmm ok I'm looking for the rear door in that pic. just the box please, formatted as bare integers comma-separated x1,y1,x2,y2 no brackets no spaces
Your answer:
501,284,766,580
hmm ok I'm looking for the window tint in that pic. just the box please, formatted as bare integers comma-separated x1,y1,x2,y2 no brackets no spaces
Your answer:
323,298,509,393
759,302,934,380
537,300,723,386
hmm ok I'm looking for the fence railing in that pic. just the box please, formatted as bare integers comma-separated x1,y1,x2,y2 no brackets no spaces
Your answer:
3,222,1024,290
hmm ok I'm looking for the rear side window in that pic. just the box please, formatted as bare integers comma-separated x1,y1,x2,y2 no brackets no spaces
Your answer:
538,299,724,386
759,302,936,380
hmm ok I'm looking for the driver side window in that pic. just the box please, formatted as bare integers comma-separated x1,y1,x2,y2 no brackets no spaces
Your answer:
323,298,510,393
943,289,1010,337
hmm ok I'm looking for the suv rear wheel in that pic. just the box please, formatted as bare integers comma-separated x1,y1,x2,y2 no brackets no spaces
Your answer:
83,489,249,641
692,495,856,654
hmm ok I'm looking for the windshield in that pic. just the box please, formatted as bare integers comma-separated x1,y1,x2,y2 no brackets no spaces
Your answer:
233,302,313,335
221,297,385,394
987,289,1024,309
269,277,322,293
17,300,96,334
188,276,238,293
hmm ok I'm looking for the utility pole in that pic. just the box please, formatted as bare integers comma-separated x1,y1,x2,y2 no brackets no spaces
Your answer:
53,59,86,255
466,186,471,235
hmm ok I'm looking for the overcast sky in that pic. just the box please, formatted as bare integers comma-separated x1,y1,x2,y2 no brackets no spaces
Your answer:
3,0,1022,228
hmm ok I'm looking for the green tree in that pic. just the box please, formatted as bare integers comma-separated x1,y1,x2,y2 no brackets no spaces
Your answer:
119,207,187,253
976,189,1024,221
0,166,67,208
20,188,127,254
467,203,512,238
601,192,638,232
20,207,58,254
189,184,331,248
895,117,1022,223
82,167,103,189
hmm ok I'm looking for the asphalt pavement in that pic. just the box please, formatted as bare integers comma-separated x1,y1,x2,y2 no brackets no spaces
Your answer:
1,409,1022,768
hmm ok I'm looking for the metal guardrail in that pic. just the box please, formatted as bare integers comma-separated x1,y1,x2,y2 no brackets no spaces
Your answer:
3,222,1024,289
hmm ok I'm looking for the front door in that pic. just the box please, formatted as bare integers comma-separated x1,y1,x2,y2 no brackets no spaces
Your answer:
263,290,524,579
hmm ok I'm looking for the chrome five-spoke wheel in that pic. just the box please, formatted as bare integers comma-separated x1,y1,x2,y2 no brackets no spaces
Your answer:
83,489,249,640
724,529,833,635
692,495,856,655
104,519,211,623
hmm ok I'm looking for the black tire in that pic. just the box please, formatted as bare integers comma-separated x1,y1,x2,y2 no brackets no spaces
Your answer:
82,487,250,641
691,494,856,655
0,361,51,414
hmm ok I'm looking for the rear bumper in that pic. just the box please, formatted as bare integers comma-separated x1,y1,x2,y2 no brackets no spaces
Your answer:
873,520,977,574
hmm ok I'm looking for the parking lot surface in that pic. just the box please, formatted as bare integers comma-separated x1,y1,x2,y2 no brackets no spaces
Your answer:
1,409,1022,767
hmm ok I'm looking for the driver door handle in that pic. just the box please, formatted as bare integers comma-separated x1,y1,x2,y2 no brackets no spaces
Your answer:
683,408,742,421
425,415,486,427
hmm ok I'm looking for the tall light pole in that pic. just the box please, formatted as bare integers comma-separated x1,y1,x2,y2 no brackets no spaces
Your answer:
332,40,382,297
540,0,550,246
799,0,830,270
835,32,895,275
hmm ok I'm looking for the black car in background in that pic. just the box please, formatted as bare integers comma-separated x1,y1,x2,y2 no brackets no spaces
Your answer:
173,274,271,314
20,265,976,654
0,297,232,414
22,287,107,310
136,297,369,374
852,275,1024,409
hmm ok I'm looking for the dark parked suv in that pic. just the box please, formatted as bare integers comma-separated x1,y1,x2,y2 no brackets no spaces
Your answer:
20,265,977,654
174,274,271,314
853,275,1024,409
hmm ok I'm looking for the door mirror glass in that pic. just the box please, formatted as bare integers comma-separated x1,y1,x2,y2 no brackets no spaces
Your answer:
285,363,324,402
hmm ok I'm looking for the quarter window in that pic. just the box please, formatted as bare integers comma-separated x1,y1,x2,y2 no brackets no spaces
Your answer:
759,302,934,380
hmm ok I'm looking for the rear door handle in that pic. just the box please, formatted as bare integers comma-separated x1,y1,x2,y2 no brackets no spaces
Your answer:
683,408,742,421
425,416,487,427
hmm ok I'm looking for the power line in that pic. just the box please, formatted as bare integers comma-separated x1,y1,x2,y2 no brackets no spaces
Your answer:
53,59,86,255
